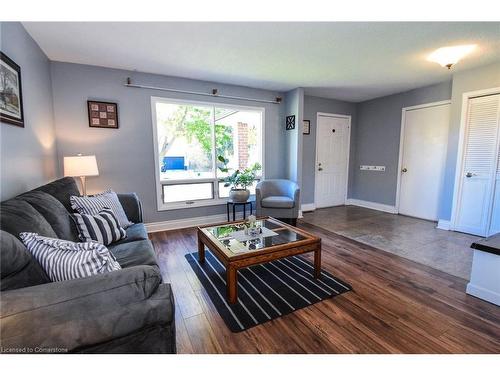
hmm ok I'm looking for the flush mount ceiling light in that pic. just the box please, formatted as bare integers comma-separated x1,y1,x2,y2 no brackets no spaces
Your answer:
427,44,477,69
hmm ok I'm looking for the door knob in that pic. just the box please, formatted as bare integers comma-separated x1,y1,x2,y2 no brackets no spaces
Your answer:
318,167,323,171
465,172,477,178
401,168,408,173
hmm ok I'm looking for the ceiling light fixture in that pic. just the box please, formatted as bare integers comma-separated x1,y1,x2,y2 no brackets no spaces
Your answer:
427,44,477,69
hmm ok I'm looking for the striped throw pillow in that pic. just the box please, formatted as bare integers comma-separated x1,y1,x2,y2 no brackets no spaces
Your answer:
19,232,122,282
72,209,126,245
70,189,133,228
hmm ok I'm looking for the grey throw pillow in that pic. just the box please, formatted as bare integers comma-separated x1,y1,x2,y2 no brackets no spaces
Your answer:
70,189,133,228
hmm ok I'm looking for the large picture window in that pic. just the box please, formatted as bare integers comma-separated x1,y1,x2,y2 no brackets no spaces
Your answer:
151,97,264,210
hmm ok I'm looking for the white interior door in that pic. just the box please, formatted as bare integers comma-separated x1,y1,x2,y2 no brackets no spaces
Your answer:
454,94,500,236
315,115,350,208
399,103,450,221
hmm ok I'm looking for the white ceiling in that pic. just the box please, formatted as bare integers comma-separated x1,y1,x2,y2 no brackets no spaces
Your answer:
23,22,500,102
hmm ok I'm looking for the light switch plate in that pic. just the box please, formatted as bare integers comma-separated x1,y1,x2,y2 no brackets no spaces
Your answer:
360,165,386,171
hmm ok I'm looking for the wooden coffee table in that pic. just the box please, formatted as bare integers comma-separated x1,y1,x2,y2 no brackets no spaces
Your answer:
197,217,321,304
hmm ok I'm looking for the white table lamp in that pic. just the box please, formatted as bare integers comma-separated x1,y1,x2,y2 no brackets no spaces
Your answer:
63,154,99,196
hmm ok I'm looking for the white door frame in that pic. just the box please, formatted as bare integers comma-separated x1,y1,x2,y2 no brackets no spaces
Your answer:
450,86,500,232
314,112,352,208
395,100,451,214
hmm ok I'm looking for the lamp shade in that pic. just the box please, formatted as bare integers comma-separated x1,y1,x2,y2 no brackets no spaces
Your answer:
63,155,99,177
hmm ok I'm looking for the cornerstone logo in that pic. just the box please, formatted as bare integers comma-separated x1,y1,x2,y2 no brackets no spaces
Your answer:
1,346,69,353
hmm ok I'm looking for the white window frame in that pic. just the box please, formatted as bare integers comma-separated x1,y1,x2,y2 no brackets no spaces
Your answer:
150,96,266,211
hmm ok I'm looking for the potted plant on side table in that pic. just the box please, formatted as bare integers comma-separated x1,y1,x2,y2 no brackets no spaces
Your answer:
218,155,261,203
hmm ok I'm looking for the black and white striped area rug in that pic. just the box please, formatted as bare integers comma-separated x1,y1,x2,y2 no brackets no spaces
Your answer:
185,250,352,332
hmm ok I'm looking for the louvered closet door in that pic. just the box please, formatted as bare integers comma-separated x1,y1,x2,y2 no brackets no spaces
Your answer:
489,142,500,235
455,94,500,236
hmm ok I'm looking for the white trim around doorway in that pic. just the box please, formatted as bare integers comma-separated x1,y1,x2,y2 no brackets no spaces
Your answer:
394,100,451,215
313,112,352,209
449,86,500,234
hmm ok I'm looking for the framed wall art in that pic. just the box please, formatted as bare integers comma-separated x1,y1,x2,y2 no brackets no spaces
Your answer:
0,52,24,127
88,100,119,129
286,115,295,130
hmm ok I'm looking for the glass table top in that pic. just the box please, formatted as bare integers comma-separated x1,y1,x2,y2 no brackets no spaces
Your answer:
205,219,308,254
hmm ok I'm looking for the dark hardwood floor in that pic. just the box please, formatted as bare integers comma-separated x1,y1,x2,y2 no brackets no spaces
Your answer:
149,221,500,353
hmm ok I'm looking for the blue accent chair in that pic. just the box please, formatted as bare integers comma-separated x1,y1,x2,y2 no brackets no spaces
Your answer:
256,179,300,226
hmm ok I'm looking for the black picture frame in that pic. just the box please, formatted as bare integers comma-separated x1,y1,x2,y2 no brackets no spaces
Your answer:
303,120,311,135
87,100,119,129
0,52,24,127
286,115,295,130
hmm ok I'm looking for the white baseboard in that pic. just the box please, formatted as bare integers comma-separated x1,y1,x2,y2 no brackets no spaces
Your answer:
145,213,227,233
345,198,397,214
466,283,500,306
301,203,316,212
436,219,451,231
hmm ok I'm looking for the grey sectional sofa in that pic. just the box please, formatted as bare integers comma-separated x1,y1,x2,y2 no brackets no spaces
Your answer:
0,177,176,353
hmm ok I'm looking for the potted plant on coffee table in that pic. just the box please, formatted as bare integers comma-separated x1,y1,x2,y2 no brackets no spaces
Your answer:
218,155,261,203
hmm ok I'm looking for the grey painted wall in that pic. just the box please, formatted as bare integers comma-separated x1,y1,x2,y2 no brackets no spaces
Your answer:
50,62,286,223
3,21,496,228
439,62,500,220
284,88,304,191
302,95,357,204
352,81,452,206
0,22,58,200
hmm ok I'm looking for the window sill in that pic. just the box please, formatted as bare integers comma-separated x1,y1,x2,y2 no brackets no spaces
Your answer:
157,197,254,211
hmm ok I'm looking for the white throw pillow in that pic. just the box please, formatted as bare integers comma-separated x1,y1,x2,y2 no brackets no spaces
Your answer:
20,232,121,282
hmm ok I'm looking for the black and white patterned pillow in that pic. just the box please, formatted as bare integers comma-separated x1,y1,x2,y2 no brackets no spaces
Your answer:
72,209,126,245
19,232,121,282
70,189,133,228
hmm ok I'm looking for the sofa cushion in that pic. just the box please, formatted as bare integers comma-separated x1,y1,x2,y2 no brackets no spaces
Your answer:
34,177,80,212
19,190,79,241
113,223,148,245
261,196,295,209
0,199,57,239
0,230,50,291
117,193,143,224
0,266,172,353
109,240,157,268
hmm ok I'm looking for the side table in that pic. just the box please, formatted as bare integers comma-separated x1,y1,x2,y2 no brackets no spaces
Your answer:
226,199,253,221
